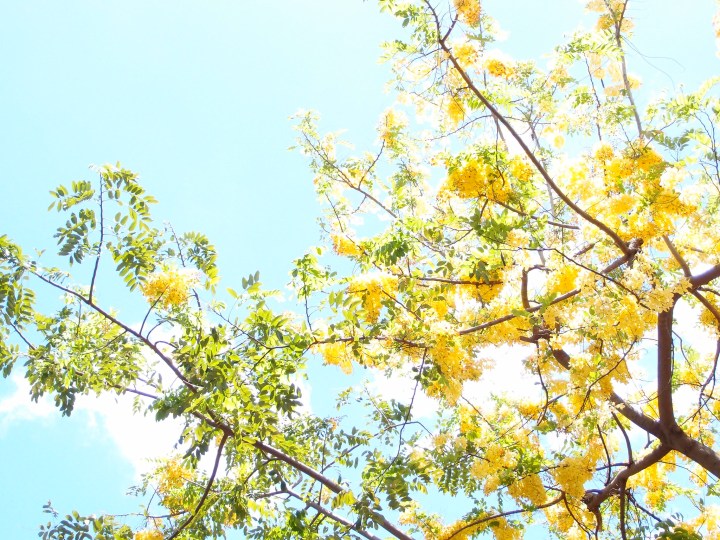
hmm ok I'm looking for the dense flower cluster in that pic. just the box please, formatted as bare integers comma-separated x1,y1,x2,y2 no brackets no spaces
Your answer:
134,530,163,540
141,267,197,309
452,0,481,26
348,272,397,322
331,233,361,256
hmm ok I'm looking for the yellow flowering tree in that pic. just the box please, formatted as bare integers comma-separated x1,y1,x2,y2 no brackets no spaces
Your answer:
5,1,720,539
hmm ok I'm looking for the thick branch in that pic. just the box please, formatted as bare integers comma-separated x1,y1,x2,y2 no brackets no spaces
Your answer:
667,426,720,478
584,444,670,512
690,264,720,289
657,308,676,428
253,440,344,494
285,489,384,540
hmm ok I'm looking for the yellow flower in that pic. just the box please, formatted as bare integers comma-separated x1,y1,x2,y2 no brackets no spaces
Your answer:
157,459,189,495
594,143,614,162
445,159,512,202
134,529,163,540
348,272,397,322
484,58,513,78
453,42,478,70
453,0,481,26
141,267,197,309
318,341,354,374
508,473,547,506
596,13,614,30
508,157,535,182
554,454,595,499
446,97,465,126
548,265,579,295
331,233,361,256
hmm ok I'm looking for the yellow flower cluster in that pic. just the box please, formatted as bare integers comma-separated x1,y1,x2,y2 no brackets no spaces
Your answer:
157,459,188,494
141,268,196,309
134,530,163,540
461,280,503,304
429,333,465,380
684,505,720,537
547,265,579,295
453,0,481,25
627,459,672,509
453,42,478,70
489,517,521,540
470,445,518,495
348,272,397,322
154,458,192,511
445,159,512,202
507,473,547,506
594,143,614,162
700,298,720,335
446,97,465,127
507,157,535,182
635,146,664,175
484,58,513,79
331,233,361,256
438,519,483,540
318,341,354,374
426,329,483,404
553,454,595,499
596,13,614,30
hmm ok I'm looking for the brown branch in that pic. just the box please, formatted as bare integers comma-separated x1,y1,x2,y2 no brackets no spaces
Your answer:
663,236,691,277
657,307,676,428
89,178,104,303
284,489,384,540
690,264,720,289
584,444,670,512
252,440,344,494
167,431,229,540
446,495,564,539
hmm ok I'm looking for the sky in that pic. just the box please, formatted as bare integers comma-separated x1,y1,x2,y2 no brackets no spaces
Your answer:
0,0,718,538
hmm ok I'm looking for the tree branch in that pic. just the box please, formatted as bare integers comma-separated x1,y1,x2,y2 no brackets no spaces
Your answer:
167,430,229,540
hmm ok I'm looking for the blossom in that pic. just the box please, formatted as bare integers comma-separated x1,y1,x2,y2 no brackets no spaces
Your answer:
446,97,465,126
141,267,197,309
134,531,163,540
379,109,406,148
453,41,478,70
348,272,397,322
484,58,513,78
444,159,512,203
318,341,354,374
331,233,361,256
453,0,481,26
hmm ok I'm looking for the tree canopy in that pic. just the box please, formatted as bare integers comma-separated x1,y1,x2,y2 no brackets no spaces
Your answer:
3,1,720,539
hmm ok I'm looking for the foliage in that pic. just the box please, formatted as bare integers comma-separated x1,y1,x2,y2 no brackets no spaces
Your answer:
4,1,720,539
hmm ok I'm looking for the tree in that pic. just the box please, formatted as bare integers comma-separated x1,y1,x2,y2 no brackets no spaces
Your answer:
3,0,720,538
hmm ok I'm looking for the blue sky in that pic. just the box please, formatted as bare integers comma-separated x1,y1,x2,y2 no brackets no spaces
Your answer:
1,0,718,537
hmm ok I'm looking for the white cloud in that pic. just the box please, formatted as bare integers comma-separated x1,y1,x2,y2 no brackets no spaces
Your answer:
0,375,55,433
0,374,183,479
74,392,183,478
